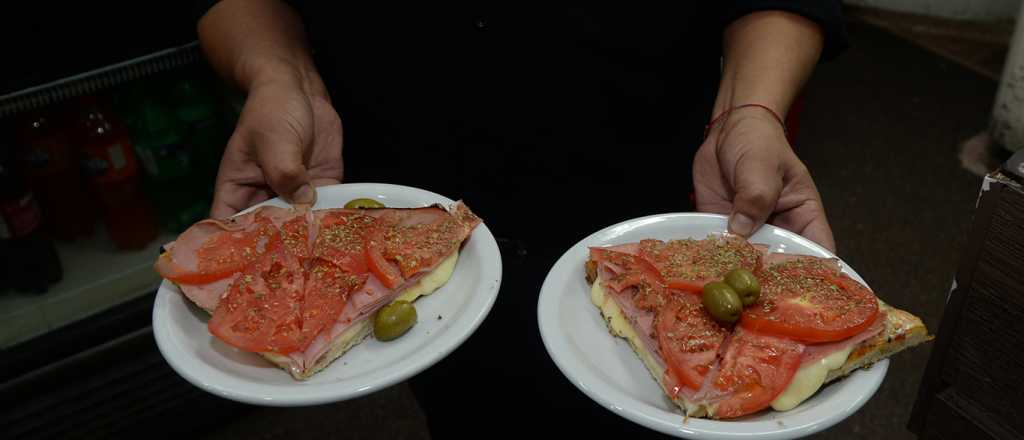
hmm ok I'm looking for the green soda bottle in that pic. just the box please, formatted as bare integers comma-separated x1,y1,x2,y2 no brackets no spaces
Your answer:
170,75,229,199
132,93,206,232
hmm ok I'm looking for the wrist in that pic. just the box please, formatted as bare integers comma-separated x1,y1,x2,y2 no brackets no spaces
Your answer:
236,54,328,100
705,103,787,140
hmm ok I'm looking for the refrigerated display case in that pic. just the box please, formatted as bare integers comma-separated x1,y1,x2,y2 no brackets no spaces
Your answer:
0,4,252,438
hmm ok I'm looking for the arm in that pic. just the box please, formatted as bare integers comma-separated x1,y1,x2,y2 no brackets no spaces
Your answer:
713,11,822,120
693,10,836,251
199,0,342,217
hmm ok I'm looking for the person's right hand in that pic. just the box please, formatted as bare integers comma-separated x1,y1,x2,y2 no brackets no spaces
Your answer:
210,71,343,218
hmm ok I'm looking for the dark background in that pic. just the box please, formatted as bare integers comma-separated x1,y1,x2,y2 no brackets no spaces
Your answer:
0,3,996,439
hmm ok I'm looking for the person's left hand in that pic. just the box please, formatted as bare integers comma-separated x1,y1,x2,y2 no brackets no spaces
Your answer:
693,106,836,252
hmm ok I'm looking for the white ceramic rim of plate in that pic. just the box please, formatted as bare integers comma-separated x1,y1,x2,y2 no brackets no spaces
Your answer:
537,212,887,439
152,182,502,406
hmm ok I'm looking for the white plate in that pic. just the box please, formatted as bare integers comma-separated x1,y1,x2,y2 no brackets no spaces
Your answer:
153,183,502,406
537,213,886,439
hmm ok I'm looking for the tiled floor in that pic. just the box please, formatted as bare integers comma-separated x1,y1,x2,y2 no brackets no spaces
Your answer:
201,9,1005,440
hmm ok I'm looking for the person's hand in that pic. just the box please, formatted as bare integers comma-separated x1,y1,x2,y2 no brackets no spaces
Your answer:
211,71,343,218
693,106,836,252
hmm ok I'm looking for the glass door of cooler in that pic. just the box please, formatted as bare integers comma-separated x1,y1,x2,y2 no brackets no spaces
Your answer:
0,52,241,349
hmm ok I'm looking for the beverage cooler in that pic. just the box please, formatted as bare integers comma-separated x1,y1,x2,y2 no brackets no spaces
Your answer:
0,4,254,438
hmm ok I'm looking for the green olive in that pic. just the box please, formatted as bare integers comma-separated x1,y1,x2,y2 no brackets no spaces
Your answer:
702,281,743,324
345,198,385,209
724,268,761,306
374,300,417,341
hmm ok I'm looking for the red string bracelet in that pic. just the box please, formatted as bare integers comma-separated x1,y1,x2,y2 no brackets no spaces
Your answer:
703,103,787,140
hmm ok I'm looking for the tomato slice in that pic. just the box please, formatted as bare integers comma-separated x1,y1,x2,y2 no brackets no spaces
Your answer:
379,208,473,278
197,216,281,279
208,247,306,354
157,215,281,285
303,258,366,343
281,215,311,259
639,236,761,294
739,257,880,343
708,327,804,419
589,247,665,292
366,242,404,289
656,294,728,394
314,211,375,274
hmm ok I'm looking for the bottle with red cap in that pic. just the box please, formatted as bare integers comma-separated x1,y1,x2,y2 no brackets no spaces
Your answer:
13,111,96,240
0,141,62,293
74,95,158,250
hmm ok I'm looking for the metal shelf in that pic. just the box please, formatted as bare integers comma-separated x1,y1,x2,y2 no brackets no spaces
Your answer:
0,41,201,118
0,229,175,348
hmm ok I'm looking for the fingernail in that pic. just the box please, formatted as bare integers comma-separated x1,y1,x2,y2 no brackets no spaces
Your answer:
293,184,315,204
729,213,756,236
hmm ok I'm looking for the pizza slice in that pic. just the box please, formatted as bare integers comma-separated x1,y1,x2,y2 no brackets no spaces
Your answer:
155,201,481,380
585,235,930,419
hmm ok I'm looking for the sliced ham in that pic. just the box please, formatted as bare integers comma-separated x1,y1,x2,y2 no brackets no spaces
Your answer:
155,206,298,285
178,274,238,312
800,310,886,365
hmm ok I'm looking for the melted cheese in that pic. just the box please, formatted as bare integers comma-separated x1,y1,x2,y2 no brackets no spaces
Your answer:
770,344,855,411
395,250,459,302
592,278,855,414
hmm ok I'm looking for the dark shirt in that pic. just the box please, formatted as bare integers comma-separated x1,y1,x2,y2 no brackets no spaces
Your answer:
286,3,845,250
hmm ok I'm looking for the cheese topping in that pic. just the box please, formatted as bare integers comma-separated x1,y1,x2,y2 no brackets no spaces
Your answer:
770,344,854,411
396,250,459,302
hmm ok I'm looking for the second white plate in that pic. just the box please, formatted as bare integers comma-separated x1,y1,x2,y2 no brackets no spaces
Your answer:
536,213,886,439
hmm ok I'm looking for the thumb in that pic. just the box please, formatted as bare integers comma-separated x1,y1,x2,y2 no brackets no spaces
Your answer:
727,152,783,238
255,137,317,207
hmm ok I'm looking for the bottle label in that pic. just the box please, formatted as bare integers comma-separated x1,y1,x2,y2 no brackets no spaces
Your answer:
108,144,127,170
138,141,190,179
19,136,72,178
0,193,43,239
82,141,139,183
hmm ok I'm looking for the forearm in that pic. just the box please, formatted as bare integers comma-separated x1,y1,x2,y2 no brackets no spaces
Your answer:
713,11,824,118
198,0,325,96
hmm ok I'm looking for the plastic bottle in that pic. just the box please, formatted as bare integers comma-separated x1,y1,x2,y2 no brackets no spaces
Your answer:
0,141,63,293
13,111,96,240
75,96,158,250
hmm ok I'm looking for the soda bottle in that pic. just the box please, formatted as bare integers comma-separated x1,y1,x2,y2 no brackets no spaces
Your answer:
0,141,62,293
13,111,96,240
74,95,158,250
169,74,227,201
131,91,209,233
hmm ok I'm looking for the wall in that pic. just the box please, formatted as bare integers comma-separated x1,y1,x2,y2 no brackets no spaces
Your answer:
846,0,1021,20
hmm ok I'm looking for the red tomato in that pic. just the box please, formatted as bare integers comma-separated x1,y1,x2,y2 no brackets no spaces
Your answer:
739,258,879,343
281,215,311,259
656,294,728,393
709,327,804,419
589,247,665,293
366,241,404,289
314,211,375,274
640,236,761,294
208,247,306,354
164,217,281,285
379,208,470,278
302,258,366,343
